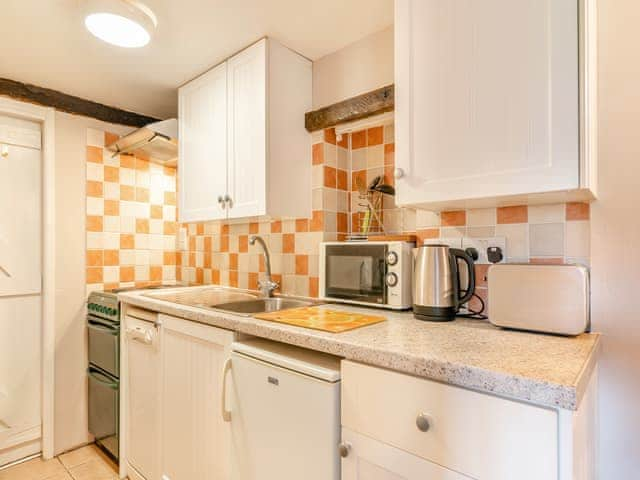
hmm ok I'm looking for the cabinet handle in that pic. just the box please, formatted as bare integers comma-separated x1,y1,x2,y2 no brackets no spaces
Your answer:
0,265,11,278
416,413,431,432
394,167,405,179
338,442,351,458
218,196,226,209
221,358,232,422
224,194,233,209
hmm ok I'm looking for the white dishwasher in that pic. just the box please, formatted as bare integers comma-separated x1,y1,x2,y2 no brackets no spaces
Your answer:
224,338,341,480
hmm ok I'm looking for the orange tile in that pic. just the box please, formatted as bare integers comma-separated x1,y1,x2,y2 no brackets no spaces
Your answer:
441,211,466,227
149,205,162,219
164,191,177,206
136,218,149,234
295,255,308,275
196,223,204,235
86,181,103,198
310,210,324,232
104,166,119,183
351,170,366,192
189,236,196,251
103,250,119,266
249,222,259,234
220,235,229,252
271,220,282,233
163,251,176,265
176,266,182,282
86,250,103,267
337,133,349,149
323,166,337,188
135,157,150,171
295,219,309,232
383,165,395,187
222,223,230,235
283,233,295,253
195,268,204,285
119,154,135,169
86,215,103,232
87,146,103,164
104,132,119,145
566,202,590,221
312,143,324,165
164,166,177,176
120,234,135,249
416,228,440,244
337,212,348,233
120,185,135,201
351,130,367,149
367,126,384,146
136,187,150,203
204,236,212,251
308,277,319,298
229,270,239,287
104,199,119,216
86,267,103,283
530,257,564,265
189,252,196,267
248,272,259,290
204,252,212,268
259,255,265,273
150,266,163,282
497,205,528,224
119,266,134,283
324,128,337,145
229,253,238,270
384,143,395,165
239,235,248,253
337,169,348,190
212,269,221,284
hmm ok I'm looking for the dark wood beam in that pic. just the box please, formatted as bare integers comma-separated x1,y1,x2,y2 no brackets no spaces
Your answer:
0,77,160,127
305,84,394,132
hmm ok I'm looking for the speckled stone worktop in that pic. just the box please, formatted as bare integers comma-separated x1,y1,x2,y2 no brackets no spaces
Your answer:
119,285,599,411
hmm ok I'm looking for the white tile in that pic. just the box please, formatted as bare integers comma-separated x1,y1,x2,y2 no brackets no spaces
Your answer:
135,265,149,281
466,226,496,238
119,167,135,186
150,250,163,265
86,128,104,147
248,253,260,272
337,191,348,213
103,152,120,167
195,251,204,267
120,250,135,265
135,234,149,249
351,149,366,171
384,123,395,144
402,208,416,232
415,209,440,228
120,216,136,233
281,219,296,234
382,210,403,234
529,223,564,257
136,170,150,188
270,253,282,274
103,182,119,200
467,208,496,226
323,188,337,212
119,201,137,217
268,234,282,254
163,266,176,281
440,226,465,238
196,236,204,251
103,267,119,283
86,162,103,181
86,232,103,249
86,197,104,216
230,223,249,235
238,253,250,272
337,147,349,170
150,234,164,251
282,254,295,275
311,131,323,143
135,250,150,265
323,143,337,167
311,165,324,189
312,189,323,211
308,255,319,276
163,175,176,192
103,216,120,233
150,188,163,205
149,219,163,235
495,224,529,259
163,235,177,250
528,204,565,224
565,221,590,258
282,274,296,295
295,275,309,297
366,145,384,169
103,232,120,249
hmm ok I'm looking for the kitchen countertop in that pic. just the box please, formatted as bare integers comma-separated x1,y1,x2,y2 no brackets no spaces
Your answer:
119,285,600,411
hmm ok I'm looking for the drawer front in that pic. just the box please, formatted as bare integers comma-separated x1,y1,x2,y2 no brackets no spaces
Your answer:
341,361,558,480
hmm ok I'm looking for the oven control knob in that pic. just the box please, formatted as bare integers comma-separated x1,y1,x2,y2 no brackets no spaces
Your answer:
385,272,398,287
386,251,399,266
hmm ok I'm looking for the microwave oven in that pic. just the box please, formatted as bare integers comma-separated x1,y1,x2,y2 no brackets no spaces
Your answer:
319,241,413,310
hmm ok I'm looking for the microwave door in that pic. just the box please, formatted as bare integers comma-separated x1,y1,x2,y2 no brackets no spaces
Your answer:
325,245,387,304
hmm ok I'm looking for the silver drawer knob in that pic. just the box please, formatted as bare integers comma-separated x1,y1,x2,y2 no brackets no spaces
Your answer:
338,442,352,458
416,413,431,432
394,167,405,179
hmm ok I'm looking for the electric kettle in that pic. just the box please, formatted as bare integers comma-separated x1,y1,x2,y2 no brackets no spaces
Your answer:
413,244,476,321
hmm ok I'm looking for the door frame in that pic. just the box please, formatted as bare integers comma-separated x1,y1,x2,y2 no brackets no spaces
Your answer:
0,97,56,459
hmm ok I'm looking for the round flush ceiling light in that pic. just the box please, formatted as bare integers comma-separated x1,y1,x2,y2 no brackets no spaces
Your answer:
84,0,157,48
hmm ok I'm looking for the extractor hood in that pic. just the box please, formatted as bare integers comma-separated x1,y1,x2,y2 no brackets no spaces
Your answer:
106,118,178,166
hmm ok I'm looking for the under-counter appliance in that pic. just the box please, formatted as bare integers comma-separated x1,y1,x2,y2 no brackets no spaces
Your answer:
413,244,476,321
87,285,174,462
225,338,341,480
319,241,413,309
488,264,590,335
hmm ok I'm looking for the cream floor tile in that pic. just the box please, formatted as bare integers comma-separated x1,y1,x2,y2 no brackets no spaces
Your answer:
67,458,117,480
0,457,66,480
58,445,101,470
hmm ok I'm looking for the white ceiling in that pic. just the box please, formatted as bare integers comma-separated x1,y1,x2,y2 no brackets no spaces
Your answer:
0,0,393,119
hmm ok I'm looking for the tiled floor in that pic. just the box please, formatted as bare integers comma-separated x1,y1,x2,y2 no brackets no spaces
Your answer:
0,444,119,480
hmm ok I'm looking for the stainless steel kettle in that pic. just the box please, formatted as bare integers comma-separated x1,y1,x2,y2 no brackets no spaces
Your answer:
413,244,476,321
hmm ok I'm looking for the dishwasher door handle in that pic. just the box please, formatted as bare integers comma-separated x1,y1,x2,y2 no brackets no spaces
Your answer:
221,358,232,422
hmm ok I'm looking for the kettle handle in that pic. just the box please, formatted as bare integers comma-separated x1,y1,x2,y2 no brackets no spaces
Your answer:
450,248,476,307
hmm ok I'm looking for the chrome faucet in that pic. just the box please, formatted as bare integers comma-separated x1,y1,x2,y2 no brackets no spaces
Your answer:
249,235,279,297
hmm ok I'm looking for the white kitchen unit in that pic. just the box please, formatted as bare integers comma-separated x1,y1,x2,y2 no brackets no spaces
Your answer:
226,339,341,480
341,361,597,480
394,0,598,210
122,306,235,480
179,37,312,222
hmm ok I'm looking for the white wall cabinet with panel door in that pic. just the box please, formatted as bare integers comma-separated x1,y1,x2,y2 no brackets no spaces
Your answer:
179,38,312,222
394,0,598,211
340,360,597,480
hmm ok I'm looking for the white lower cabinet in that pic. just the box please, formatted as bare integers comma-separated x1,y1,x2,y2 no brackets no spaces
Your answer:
341,428,471,480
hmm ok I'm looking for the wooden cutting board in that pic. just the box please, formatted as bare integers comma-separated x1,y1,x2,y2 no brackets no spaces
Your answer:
254,306,386,333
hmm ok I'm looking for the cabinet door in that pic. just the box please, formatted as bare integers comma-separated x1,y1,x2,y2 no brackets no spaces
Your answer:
395,0,580,208
226,39,267,219
179,62,228,222
341,428,471,480
160,315,234,480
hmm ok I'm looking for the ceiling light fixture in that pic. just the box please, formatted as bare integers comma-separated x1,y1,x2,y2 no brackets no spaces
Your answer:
84,0,157,48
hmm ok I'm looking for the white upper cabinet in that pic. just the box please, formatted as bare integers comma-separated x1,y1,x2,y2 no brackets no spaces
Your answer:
179,62,228,223
179,38,312,222
395,0,598,210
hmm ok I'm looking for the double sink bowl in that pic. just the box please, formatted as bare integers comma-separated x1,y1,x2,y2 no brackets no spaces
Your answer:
144,286,320,317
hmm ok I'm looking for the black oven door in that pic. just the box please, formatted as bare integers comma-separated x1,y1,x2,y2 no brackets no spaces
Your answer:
324,244,387,305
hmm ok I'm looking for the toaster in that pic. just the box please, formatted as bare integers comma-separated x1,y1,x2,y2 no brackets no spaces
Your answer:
487,264,590,336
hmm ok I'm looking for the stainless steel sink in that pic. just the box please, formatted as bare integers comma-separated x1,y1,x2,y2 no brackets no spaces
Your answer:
206,297,317,316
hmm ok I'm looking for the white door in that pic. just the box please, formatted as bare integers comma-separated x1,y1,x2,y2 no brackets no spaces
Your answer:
395,0,580,207
341,428,472,480
125,315,162,480
161,315,234,480
179,62,228,222
226,39,267,219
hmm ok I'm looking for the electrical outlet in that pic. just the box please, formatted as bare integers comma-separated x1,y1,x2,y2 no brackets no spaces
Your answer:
423,237,463,249
462,237,507,264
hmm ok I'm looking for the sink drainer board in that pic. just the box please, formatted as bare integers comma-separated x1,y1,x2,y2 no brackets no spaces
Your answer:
254,306,386,333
